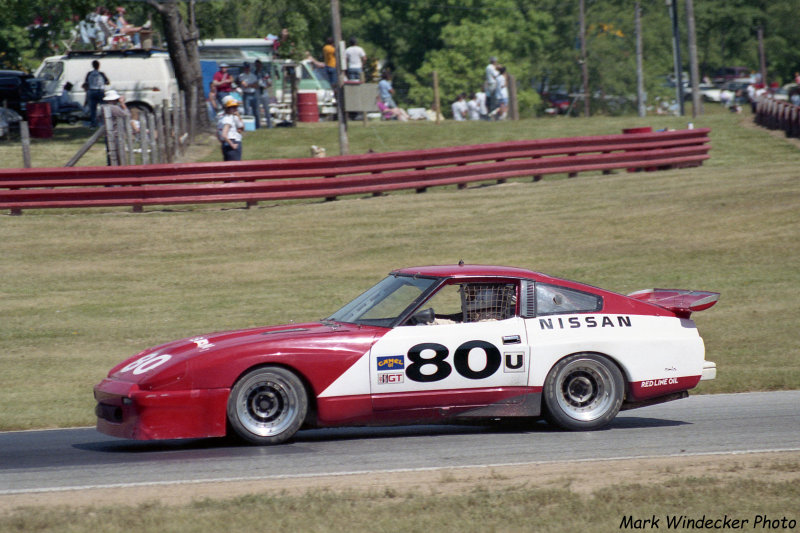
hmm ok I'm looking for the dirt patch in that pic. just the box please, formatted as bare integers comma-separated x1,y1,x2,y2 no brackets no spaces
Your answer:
2,451,798,514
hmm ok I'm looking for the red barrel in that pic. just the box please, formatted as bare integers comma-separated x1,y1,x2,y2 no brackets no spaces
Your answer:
27,102,53,138
297,92,319,122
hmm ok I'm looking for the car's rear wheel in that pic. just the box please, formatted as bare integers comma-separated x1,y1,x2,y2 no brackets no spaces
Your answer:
227,366,308,445
543,353,623,431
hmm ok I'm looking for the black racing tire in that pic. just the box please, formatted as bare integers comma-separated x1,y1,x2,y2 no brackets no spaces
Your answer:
543,353,624,431
227,366,308,445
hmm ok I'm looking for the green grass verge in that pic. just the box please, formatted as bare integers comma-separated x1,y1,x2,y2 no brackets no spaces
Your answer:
2,475,798,532
1,109,799,431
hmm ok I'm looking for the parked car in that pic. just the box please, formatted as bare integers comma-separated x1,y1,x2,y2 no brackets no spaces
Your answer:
702,79,752,103
35,49,179,113
94,264,718,445
0,70,46,115
772,83,799,103
711,66,751,86
541,91,572,115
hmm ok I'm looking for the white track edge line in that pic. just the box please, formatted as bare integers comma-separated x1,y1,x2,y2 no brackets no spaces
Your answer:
3,447,800,496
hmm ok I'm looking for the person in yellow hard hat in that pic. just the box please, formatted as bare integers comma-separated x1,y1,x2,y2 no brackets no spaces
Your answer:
217,98,244,161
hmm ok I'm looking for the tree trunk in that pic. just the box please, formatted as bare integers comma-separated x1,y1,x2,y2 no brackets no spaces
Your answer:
147,0,209,139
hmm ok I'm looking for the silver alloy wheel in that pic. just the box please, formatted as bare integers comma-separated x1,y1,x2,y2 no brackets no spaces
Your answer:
228,367,307,443
553,356,618,422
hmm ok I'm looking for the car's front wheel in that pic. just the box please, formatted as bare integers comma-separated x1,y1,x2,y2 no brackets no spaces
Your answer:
227,366,308,445
543,353,623,431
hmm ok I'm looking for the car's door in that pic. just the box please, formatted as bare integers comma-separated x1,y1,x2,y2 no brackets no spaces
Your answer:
369,281,530,411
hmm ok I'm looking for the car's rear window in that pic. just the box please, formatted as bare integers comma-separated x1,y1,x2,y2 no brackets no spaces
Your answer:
535,283,602,316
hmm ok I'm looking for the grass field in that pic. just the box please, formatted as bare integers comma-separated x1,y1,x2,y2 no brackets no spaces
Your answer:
1,109,798,529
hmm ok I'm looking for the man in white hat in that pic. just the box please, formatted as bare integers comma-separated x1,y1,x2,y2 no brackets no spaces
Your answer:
101,89,130,165
217,98,244,161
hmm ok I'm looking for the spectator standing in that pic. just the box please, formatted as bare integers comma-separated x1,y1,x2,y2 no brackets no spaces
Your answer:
475,89,488,120
493,66,508,120
344,37,366,81
254,59,273,129
322,37,337,87
100,89,130,165
217,99,244,161
237,62,261,129
451,93,468,121
84,60,109,127
467,93,481,120
485,56,499,115
212,63,234,105
207,81,219,121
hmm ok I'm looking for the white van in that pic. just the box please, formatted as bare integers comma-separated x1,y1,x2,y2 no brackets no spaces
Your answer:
35,49,179,111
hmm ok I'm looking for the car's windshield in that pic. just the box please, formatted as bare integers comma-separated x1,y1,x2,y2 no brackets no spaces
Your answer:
326,275,439,327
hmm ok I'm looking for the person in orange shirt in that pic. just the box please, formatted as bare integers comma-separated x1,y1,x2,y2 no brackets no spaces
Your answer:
322,36,337,87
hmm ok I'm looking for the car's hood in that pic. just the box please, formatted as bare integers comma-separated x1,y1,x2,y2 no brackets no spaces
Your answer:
107,321,383,386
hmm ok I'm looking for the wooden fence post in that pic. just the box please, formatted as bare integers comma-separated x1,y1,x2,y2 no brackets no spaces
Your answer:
161,100,173,163
121,115,133,165
509,73,519,121
147,112,159,163
173,93,181,159
139,112,150,165
103,106,118,166
155,104,166,163
20,121,32,168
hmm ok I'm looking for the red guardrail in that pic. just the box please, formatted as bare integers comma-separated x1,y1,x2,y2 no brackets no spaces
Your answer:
0,128,710,214
754,97,800,137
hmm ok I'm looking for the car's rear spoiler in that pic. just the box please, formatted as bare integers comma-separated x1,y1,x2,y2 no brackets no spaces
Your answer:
627,289,720,318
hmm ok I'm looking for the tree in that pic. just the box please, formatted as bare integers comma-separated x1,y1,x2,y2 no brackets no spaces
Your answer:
145,0,209,136
0,0,95,71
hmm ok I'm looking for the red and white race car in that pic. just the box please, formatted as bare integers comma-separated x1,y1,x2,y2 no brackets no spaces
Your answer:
94,264,718,444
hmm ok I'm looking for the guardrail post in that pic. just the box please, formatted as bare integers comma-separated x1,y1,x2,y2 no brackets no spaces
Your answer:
371,170,384,196
568,153,578,177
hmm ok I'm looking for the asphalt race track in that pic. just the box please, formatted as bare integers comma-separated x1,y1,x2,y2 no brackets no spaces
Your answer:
1,391,798,495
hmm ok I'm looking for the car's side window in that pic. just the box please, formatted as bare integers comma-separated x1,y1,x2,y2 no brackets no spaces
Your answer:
407,282,517,325
535,283,602,316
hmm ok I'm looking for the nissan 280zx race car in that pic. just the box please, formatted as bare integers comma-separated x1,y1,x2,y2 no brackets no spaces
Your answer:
94,264,719,445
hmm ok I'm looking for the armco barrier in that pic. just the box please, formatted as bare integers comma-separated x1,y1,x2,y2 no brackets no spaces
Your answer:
0,128,710,214
754,97,800,138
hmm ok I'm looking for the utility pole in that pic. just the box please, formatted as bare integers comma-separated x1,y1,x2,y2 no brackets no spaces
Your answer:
686,0,701,117
330,0,349,155
579,0,590,117
667,0,684,116
635,1,645,117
